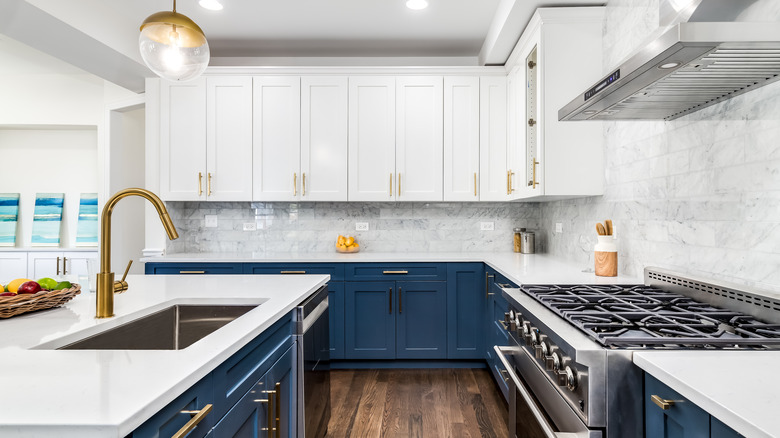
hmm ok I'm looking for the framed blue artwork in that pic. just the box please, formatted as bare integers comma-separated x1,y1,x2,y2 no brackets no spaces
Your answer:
0,194,20,247
31,193,64,246
75,193,98,247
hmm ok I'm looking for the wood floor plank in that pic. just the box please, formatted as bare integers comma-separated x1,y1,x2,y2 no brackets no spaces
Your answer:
326,368,507,438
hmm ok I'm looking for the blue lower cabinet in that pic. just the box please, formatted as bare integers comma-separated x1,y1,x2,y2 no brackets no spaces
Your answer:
446,263,484,359
710,417,742,438
645,374,709,438
396,281,447,359
328,282,345,360
131,375,215,438
210,344,295,438
345,281,396,359
144,263,244,275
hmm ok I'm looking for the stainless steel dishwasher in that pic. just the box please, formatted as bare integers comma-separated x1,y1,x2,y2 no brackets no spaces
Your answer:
294,285,330,438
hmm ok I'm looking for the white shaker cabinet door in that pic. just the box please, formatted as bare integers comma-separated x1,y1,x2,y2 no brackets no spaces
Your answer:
479,76,509,201
27,252,62,279
62,251,96,278
0,253,27,281
206,77,253,201
300,76,348,201
348,76,396,202
160,79,207,201
396,76,443,202
444,76,480,201
253,77,301,201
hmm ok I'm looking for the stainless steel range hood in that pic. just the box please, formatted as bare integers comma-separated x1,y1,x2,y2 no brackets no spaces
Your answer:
559,0,780,121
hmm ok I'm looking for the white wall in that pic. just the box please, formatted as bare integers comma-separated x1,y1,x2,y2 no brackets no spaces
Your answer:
0,128,98,247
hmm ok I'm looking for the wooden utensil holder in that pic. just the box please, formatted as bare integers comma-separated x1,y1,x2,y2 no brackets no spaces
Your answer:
594,236,618,277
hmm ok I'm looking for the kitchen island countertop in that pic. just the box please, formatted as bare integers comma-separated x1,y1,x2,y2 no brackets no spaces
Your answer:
0,274,328,437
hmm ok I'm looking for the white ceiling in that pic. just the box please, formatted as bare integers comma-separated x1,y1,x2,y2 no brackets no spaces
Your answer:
1,0,604,91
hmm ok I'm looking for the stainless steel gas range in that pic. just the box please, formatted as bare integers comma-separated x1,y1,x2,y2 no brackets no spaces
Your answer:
494,267,780,438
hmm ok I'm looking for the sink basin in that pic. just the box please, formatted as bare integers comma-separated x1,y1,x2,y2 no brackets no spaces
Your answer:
58,305,258,350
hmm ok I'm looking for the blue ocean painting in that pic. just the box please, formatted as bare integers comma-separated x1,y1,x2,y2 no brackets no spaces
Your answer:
0,194,20,247
75,193,98,246
31,193,64,246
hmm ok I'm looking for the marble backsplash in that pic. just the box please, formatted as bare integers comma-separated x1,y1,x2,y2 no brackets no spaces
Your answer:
539,0,780,293
167,202,541,254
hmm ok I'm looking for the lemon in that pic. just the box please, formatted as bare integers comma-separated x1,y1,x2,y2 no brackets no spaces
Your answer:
37,277,58,290
6,278,32,293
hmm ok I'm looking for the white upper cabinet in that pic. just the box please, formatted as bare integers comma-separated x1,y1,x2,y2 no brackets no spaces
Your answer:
160,79,207,201
479,76,509,201
444,77,480,202
252,77,301,201
508,8,604,200
348,76,396,201
159,77,252,201
300,77,348,201
207,77,253,201
396,76,443,201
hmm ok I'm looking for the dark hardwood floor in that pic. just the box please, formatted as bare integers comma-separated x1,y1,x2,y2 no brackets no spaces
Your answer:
326,368,508,438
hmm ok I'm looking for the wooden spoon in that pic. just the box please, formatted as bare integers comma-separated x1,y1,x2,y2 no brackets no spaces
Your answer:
605,220,613,236
596,223,606,236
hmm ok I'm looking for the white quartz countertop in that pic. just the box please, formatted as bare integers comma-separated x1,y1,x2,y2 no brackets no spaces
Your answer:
0,274,328,437
141,251,643,285
634,351,780,438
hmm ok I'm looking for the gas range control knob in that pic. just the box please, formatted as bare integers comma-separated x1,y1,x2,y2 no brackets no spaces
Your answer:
522,320,532,337
564,366,578,391
508,310,516,320
547,351,562,372
535,341,550,360
528,329,539,346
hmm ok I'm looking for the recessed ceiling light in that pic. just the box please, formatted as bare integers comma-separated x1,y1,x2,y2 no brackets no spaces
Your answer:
658,61,681,69
199,0,223,11
406,0,429,10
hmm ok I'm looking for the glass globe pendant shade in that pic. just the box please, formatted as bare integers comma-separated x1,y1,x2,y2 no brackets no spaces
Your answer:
139,10,209,82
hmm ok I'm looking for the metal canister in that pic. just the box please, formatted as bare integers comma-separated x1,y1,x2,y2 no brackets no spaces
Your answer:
513,227,525,252
520,230,535,254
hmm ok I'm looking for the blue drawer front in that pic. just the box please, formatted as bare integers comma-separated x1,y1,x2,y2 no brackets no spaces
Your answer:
645,374,710,438
145,263,244,275
212,313,293,420
243,263,344,281
345,263,447,281
132,374,214,438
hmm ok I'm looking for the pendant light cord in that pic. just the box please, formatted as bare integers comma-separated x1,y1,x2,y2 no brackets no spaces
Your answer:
172,0,176,13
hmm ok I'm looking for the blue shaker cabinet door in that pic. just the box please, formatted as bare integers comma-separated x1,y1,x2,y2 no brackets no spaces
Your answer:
344,281,396,359
328,282,345,360
395,280,447,359
446,263,484,359
645,374,710,438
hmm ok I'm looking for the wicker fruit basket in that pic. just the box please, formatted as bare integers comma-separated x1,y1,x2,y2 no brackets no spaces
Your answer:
0,284,81,319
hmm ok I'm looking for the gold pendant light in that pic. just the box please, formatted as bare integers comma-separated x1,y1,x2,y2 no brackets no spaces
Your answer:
139,0,210,82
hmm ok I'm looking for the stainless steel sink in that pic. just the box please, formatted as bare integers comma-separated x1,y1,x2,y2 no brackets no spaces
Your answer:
58,305,258,350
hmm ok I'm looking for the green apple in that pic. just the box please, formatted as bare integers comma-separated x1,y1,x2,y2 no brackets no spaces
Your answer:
54,281,72,290
37,277,58,290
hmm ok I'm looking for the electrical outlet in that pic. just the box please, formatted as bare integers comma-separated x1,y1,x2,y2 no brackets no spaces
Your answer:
555,222,563,233
355,222,369,231
480,222,495,231
243,222,257,231
205,215,218,228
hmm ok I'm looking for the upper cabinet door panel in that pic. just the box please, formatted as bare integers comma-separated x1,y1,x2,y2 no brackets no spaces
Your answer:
206,76,253,201
160,79,207,201
444,76,480,202
301,76,348,202
348,76,396,202
479,76,508,202
395,76,443,202
253,77,301,201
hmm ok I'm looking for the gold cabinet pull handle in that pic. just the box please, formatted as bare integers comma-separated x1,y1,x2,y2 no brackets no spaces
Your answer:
651,395,676,410
293,173,297,196
280,270,306,274
172,404,213,438
509,170,515,193
179,270,206,274
198,172,203,196
486,273,494,299
262,389,275,436
383,270,408,274
529,158,539,189
474,172,477,197
389,173,393,197
56,256,61,276
398,286,402,314
62,256,68,275
207,172,212,196
389,287,393,314
506,170,511,195
302,173,306,196
275,382,281,438
397,173,401,197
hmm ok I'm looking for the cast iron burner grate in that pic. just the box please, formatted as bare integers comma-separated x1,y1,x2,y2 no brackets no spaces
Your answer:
521,284,780,348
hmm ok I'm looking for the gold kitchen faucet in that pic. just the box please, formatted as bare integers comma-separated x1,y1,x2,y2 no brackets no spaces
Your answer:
96,188,178,318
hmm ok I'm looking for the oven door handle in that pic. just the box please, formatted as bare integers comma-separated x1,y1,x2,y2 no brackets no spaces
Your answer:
494,346,589,438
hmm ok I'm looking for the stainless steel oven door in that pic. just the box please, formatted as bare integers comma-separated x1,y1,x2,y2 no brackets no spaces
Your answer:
494,346,601,438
